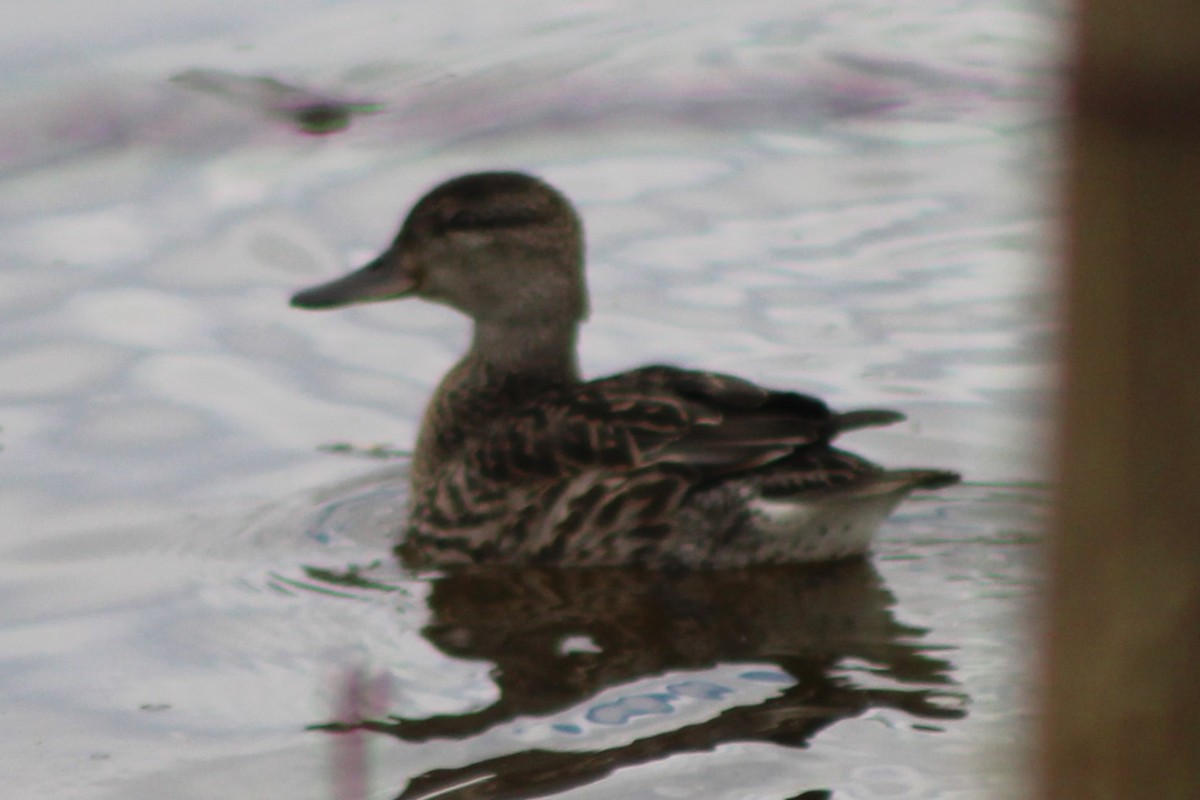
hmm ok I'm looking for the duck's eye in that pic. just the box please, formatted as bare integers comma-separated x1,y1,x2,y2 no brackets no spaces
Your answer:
442,208,543,232
445,209,482,230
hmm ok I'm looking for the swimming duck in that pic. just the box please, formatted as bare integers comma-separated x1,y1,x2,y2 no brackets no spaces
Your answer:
292,171,959,568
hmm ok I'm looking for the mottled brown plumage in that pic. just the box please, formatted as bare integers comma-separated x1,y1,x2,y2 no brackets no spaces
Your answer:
292,171,959,567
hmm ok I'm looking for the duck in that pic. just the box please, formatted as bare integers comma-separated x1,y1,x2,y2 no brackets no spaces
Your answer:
291,171,959,568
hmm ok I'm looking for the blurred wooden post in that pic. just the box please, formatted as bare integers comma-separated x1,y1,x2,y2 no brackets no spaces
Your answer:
1042,0,1200,797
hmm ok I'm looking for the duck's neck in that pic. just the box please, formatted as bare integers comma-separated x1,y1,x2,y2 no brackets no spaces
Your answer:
465,317,581,388
412,316,580,480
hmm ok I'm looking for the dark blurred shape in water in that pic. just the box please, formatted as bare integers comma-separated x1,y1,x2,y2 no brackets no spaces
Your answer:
313,560,965,799
171,68,384,134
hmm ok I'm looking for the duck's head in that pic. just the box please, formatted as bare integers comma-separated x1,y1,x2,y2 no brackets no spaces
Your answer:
291,171,588,325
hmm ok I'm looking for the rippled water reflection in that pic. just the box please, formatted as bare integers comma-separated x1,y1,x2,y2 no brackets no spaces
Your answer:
1,0,1058,797
327,561,968,798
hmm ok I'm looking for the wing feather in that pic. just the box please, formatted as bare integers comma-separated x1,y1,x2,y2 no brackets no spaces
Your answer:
460,365,901,484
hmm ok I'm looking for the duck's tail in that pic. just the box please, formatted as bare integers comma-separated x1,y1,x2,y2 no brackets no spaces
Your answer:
877,468,962,491
833,409,906,434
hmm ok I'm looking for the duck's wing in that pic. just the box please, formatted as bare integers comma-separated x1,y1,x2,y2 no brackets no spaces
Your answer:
468,365,903,482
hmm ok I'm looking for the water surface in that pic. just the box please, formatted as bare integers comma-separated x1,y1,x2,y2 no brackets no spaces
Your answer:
0,1,1059,797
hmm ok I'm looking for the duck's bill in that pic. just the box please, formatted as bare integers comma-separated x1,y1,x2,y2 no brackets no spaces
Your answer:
290,251,418,309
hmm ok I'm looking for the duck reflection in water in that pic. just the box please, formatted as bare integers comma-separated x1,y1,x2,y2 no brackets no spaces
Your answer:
313,559,965,799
